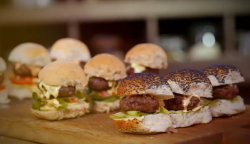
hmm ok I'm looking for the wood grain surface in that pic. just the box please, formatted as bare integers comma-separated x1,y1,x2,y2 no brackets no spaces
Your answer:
0,98,250,144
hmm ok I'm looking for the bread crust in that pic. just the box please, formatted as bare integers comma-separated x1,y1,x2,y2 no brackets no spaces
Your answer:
51,38,91,62
38,60,87,86
164,69,213,98
117,73,174,99
93,100,120,113
203,65,245,86
8,42,51,67
84,54,127,80
113,113,174,134
31,101,89,120
124,43,167,69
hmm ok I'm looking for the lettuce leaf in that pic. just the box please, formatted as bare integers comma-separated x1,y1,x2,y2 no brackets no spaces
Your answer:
31,92,43,110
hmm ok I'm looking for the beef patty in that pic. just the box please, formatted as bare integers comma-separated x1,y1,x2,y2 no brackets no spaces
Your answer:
120,94,159,113
13,63,32,77
164,94,200,111
213,84,239,99
88,77,110,91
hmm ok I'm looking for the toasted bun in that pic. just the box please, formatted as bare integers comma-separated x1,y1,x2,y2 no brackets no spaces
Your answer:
203,65,245,86
84,54,126,80
0,57,6,72
124,43,167,69
93,100,120,113
170,106,212,128
8,42,51,67
51,38,91,62
113,113,175,134
39,60,87,87
31,101,89,120
209,96,246,117
164,69,212,98
117,73,174,99
0,89,10,104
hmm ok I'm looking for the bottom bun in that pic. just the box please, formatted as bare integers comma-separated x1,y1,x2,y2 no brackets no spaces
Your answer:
7,83,39,100
31,101,89,120
94,100,120,113
113,113,176,134
170,106,212,128
209,96,246,117
0,89,11,104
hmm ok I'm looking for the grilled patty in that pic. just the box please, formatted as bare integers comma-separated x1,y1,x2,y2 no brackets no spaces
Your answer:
213,84,239,99
88,77,110,91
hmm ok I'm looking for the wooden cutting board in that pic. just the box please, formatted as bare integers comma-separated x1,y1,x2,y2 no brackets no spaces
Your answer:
0,98,250,144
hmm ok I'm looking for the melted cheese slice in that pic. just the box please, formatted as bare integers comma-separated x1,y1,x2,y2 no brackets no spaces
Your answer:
38,81,61,99
182,95,201,112
131,63,146,73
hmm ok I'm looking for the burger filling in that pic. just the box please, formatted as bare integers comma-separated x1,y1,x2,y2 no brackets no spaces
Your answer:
0,72,4,85
201,84,240,106
10,62,41,86
126,63,159,75
164,94,201,113
87,76,121,103
110,94,168,119
32,81,86,111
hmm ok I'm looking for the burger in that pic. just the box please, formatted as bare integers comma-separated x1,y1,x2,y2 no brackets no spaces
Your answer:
0,57,10,104
125,43,167,75
163,69,213,128
202,65,246,117
50,38,91,68
84,54,127,113
8,42,51,100
110,73,175,134
31,60,89,120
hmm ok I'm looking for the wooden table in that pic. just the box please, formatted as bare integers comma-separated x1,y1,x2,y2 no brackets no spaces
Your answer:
0,99,250,144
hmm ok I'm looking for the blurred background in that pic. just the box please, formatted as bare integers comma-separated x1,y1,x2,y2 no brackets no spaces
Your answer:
0,0,250,102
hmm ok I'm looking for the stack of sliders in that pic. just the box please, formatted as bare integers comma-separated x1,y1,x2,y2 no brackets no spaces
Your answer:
125,43,167,75
31,60,89,120
84,54,127,113
7,43,51,100
163,69,213,128
0,57,10,104
202,65,246,117
50,38,91,68
110,73,176,134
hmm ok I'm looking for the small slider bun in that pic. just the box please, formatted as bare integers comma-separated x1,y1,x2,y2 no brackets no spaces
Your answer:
113,114,175,134
84,53,126,80
51,38,91,62
124,43,167,69
0,57,6,72
39,60,87,87
164,69,212,98
8,42,51,67
209,96,246,117
31,101,89,120
203,65,245,86
117,73,174,99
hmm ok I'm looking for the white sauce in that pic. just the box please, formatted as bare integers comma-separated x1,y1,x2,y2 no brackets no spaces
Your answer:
182,95,201,112
38,81,61,99
131,63,146,73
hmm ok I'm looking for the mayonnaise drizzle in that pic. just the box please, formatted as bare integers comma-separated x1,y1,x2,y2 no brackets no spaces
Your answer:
38,81,61,99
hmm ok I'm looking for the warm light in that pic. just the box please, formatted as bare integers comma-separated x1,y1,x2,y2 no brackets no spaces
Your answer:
202,32,215,47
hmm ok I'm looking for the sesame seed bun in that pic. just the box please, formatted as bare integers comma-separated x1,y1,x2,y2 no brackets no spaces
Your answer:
38,60,87,87
112,113,175,134
50,38,91,62
117,73,174,99
203,65,245,86
8,42,51,67
84,53,127,80
124,43,167,69
0,57,6,72
164,69,212,98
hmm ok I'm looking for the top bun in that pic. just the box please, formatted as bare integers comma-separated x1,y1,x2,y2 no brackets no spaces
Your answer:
8,42,51,67
84,53,126,80
124,43,167,69
51,38,91,62
203,65,245,86
117,73,174,99
164,69,212,98
39,60,87,87
0,57,6,72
